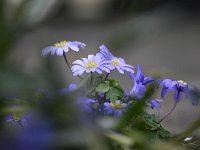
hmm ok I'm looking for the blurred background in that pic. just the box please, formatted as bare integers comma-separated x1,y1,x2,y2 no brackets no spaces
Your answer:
1,0,200,134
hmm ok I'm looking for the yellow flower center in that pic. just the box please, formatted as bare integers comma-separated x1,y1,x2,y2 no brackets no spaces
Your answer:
110,101,125,109
12,113,23,120
111,59,120,66
178,80,187,85
85,61,97,69
54,40,68,48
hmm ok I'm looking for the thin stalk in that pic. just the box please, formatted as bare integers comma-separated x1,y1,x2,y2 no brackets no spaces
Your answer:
158,100,178,124
63,52,71,70
104,73,109,81
63,52,82,79
90,72,93,85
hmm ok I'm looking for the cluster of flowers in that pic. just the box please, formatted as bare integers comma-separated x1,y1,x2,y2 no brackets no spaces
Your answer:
5,40,198,124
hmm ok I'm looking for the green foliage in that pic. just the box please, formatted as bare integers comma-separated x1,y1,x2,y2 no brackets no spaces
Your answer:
95,78,124,101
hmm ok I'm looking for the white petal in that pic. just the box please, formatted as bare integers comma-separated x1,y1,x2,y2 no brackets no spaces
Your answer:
69,45,79,51
72,60,84,66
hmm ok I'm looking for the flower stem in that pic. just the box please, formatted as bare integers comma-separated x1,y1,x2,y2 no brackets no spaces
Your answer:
63,52,71,70
158,100,178,124
63,52,82,79
104,73,109,81
90,72,93,85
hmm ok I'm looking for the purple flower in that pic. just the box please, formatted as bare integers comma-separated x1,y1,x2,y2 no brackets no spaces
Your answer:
160,79,198,105
5,114,30,126
149,99,162,109
59,83,77,95
42,41,86,56
71,54,113,76
159,79,177,98
96,44,134,74
130,64,154,99
77,97,97,113
104,100,127,117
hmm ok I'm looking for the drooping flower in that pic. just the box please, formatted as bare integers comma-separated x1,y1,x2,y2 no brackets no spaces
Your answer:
71,54,113,76
159,79,198,105
104,100,128,117
96,44,134,74
41,41,86,56
130,64,154,99
159,79,177,98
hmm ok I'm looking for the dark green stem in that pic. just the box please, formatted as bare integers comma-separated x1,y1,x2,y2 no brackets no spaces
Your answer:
158,100,178,124
104,73,109,81
63,52,82,79
90,72,93,85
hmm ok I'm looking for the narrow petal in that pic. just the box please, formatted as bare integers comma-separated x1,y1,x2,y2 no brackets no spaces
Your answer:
143,77,154,85
56,48,64,56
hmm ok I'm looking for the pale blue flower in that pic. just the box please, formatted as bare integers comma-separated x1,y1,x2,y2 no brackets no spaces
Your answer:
97,44,134,74
159,79,198,105
77,97,97,113
71,54,113,76
104,100,127,117
130,64,154,99
149,99,162,109
42,41,86,56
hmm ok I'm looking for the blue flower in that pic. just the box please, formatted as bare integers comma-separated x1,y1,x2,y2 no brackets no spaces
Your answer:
77,97,97,113
149,99,162,109
59,83,77,95
104,100,127,117
5,114,30,126
160,79,198,105
96,44,134,74
159,79,177,98
130,64,154,99
71,54,113,76
42,41,86,56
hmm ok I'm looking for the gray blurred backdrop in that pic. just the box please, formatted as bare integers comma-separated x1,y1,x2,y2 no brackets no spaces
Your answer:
3,0,200,134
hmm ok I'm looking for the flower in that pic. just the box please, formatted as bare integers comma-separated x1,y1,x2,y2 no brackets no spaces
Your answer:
130,64,154,99
77,97,97,113
71,54,113,76
59,83,77,95
5,114,30,126
96,44,134,74
41,41,86,56
104,100,127,117
159,79,198,105
159,79,177,98
149,99,162,109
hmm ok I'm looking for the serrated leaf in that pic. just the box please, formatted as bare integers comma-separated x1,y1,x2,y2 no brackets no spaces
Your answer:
106,87,124,101
95,83,110,93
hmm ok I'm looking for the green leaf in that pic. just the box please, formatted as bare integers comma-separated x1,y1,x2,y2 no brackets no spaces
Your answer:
106,87,124,101
95,83,110,93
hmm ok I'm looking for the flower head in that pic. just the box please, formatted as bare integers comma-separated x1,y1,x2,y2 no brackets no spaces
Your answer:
130,64,154,99
149,99,162,109
71,54,113,76
97,44,134,74
104,100,127,117
59,83,77,95
77,97,97,113
42,41,86,56
159,79,198,105
159,79,177,98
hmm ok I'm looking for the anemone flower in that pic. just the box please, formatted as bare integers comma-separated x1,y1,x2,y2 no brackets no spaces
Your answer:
104,100,128,117
41,41,86,56
130,64,154,99
71,54,113,76
97,44,134,74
